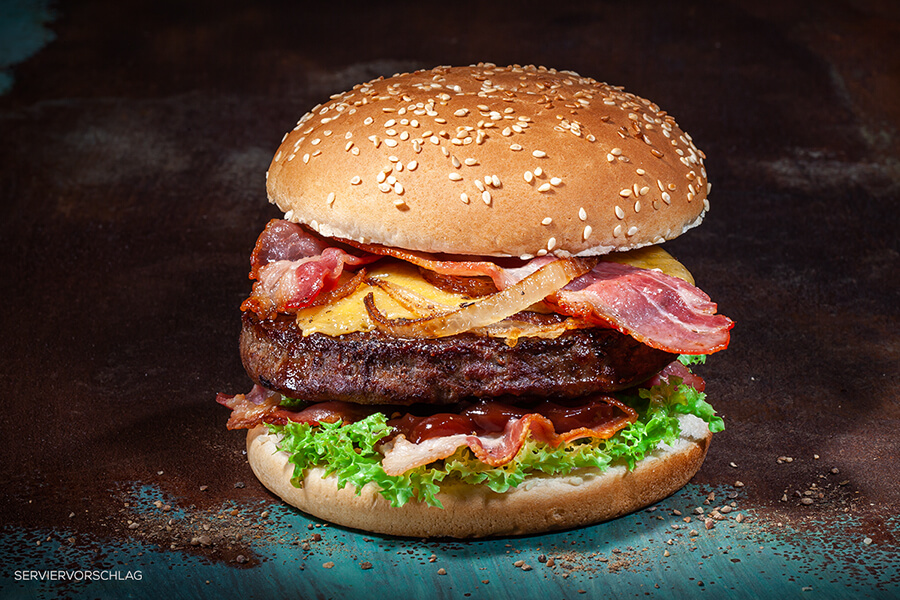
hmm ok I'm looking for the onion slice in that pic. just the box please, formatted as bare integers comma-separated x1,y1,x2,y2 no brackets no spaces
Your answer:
364,258,595,338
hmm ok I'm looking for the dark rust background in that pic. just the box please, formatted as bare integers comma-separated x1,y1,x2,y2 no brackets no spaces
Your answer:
1,0,898,593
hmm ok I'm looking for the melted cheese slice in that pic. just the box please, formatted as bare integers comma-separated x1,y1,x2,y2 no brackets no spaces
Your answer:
295,246,693,336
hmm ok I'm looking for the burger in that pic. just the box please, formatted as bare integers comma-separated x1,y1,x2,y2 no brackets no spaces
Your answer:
217,63,733,538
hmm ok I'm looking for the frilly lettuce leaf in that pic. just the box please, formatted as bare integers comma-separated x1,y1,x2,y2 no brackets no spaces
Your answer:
268,369,724,508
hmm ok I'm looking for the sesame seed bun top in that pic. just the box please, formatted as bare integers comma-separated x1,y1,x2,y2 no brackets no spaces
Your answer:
265,63,711,259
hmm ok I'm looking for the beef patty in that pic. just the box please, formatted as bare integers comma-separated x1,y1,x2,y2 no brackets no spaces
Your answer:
240,312,676,406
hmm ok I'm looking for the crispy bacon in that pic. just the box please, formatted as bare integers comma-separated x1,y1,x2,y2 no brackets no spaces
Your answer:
241,221,378,319
381,396,637,476
216,385,379,430
340,238,535,289
642,360,706,392
553,261,733,355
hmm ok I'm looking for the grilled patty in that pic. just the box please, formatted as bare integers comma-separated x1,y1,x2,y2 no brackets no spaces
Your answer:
240,312,676,406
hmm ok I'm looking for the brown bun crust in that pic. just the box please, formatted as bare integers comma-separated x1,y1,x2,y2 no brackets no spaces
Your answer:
266,64,710,258
246,414,712,538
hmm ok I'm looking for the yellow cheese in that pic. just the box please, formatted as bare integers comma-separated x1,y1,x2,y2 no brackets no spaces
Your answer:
295,247,693,336
295,261,472,336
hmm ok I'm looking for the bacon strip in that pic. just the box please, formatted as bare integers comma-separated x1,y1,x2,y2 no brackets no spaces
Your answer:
553,261,733,354
381,397,637,476
216,385,378,430
642,360,706,392
241,220,378,318
340,238,518,289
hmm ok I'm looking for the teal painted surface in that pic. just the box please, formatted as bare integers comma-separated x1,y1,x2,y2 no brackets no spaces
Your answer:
3,483,898,600
0,0,57,94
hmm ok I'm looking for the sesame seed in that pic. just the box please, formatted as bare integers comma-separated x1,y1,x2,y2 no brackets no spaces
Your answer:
448,173,463,181
464,158,478,166
634,200,641,213
510,144,523,151
532,150,547,158
378,183,391,193
384,119,396,127
345,141,354,152
350,176,361,185
619,189,632,198
454,108,469,117
627,226,638,236
491,174,501,187
474,179,485,191
407,160,418,171
662,192,672,204
482,190,492,205
547,237,557,251
537,183,552,192
615,206,625,219
376,172,387,183
384,139,398,148
303,153,310,164
579,207,587,220
633,183,640,196
430,136,440,145
610,147,623,156
326,192,335,206
394,182,404,195
550,177,562,186
534,167,543,177
363,117,374,125
387,175,397,185
613,224,623,237
636,168,646,175
640,186,650,196
607,154,615,163
524,171,534,183
393,198,407,208
541,217,552,225
583,225,592,240
460,193,470,204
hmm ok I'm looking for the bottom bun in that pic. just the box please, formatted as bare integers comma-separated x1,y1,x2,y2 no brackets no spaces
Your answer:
246,414,712,538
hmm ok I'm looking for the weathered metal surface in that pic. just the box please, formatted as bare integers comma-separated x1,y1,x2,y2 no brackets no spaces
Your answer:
1,0,898,598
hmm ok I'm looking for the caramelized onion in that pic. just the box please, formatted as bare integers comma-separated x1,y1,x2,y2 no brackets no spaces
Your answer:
305,268,369,308
418,268,498,297
364,258,595,338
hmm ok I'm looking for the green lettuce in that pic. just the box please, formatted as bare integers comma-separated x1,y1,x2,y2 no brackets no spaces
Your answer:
267,368,724,508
